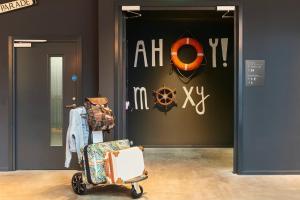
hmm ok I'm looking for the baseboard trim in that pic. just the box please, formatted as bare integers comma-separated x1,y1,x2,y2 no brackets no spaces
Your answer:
238,170,300,175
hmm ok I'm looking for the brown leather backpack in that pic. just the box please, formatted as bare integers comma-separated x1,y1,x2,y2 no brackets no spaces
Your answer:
84,97,115,132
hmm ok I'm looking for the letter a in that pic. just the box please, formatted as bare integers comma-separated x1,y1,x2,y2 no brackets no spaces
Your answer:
133,40,148,68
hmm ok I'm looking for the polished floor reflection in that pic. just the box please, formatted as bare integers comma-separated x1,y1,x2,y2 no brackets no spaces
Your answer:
1,148,300,200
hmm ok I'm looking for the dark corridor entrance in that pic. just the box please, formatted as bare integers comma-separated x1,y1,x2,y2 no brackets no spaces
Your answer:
125,10,235,147
15,40,81,169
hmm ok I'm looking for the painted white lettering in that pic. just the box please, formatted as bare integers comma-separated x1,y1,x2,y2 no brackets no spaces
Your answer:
133,87,149,110
195,86,210,115
221,38,228,67
133,40,148,68
151,39,163,67
182,86,195,108
182,86,210,115
209,38,219,68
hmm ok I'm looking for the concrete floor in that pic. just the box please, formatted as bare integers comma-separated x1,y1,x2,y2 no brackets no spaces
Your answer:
1,148,300,200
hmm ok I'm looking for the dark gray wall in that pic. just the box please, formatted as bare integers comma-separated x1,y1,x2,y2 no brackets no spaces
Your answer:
241,0,300,173
0,0,99,170
99,0,300,174
99,0,115,102
98,0,116,141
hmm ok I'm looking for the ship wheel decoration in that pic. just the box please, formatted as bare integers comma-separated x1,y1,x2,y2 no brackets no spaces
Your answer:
152,86,177,111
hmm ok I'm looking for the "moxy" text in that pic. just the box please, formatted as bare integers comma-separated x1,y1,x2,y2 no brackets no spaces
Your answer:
131,86,210,116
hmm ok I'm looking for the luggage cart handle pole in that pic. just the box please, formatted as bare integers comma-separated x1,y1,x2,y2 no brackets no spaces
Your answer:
65,104,77,109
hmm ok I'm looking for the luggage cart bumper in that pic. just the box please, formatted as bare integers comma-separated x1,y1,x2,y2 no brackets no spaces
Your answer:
124,174,148,184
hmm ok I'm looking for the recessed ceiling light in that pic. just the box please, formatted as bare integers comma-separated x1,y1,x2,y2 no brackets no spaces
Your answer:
14,39,47,43
14,43,32,48
122,6,140,11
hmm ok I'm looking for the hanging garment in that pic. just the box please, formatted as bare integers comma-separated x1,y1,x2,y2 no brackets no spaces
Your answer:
65,107,89,168
80,110,89,145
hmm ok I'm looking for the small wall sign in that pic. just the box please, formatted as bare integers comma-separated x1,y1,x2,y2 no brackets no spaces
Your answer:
245,60,265,87
0,0,37,14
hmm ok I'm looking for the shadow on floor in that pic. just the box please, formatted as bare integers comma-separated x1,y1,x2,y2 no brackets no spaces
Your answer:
40,183,139,200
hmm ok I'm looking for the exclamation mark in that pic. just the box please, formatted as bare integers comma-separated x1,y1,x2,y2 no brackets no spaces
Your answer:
221,38,228,67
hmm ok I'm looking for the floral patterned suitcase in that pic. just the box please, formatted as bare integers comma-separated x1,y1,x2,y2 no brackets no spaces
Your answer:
81,139,130,184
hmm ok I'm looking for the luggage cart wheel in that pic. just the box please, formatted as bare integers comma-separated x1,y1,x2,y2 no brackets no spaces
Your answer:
131,183,144,199
71,172,87,195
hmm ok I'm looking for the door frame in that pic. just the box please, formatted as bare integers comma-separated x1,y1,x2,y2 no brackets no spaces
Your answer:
8,36,82,171
114,3,243,174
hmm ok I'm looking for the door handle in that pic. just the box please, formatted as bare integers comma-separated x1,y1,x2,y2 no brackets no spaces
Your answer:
65,104,77,109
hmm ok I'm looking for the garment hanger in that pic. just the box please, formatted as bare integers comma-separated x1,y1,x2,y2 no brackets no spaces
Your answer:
222,11,234,19
124,10,142,19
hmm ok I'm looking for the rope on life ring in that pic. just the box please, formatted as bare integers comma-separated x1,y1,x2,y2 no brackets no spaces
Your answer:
171,37,204,71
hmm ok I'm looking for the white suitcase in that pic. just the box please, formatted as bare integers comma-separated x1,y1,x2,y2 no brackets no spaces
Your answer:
105,146,145,184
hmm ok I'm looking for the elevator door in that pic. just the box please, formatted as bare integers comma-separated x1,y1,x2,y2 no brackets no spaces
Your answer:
15,41,81,169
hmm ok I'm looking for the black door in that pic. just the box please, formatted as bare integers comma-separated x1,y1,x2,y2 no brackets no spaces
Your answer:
15,41,81,169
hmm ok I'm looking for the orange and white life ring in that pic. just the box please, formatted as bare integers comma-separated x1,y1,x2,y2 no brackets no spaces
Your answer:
171,37,204,71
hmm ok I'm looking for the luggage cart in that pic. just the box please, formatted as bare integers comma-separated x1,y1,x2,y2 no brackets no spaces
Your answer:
71,170,148,199
70,114,148,199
